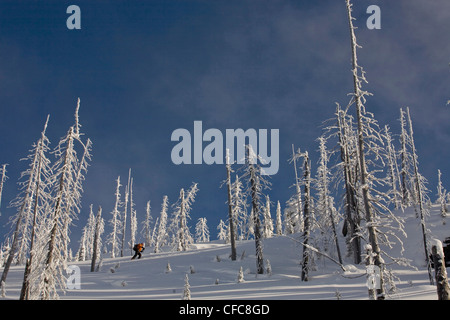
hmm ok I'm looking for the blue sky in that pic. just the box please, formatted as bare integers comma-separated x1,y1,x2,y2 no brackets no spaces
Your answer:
0,1,449,248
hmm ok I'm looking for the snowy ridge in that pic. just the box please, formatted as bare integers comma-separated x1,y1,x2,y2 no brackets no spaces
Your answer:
3,205,447,300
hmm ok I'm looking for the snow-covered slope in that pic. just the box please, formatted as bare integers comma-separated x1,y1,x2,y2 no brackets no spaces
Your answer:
3,205,448,300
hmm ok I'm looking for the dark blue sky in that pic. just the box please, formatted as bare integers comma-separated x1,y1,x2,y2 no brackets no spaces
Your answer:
0,1,449,248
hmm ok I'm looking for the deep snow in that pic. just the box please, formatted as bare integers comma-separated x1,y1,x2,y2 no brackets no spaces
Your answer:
2,205,448,300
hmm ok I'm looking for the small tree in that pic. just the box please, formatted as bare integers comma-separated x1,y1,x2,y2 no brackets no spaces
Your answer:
182,274,191,300
195,218,210,243
217,219,228,242
237,266,245,283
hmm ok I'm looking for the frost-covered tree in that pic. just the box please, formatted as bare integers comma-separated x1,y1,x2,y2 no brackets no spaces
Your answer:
182,274,191,300
108,176,122,258
232,174,248,240
120,169,131,257
384,125,401,210
405,107,433,283
91,206,104,272
77,204,95,261
283,205,295,235
154,195,169,253
0,164,7,215
315,136,342,264
287,145,304,234
262,195,273,239
142,200,153,247
195,217,210,243
437,170,448,219
129,177,137,252
17,118,53,300
217,219,228,242
242,145,270,274
346,0,389,298
334,105,362,264
275,201,283,236
1,115,52,289
296,149,312,282
171,183,198,251
237,266,244,283
399,108,414,207
345,1,414,297
224,149,237,260
40,98,92,299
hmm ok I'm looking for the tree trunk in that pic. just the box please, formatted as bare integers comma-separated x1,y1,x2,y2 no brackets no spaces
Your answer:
301,152,311,282
226,150,237,261
431,241,450,300
248,149,264,274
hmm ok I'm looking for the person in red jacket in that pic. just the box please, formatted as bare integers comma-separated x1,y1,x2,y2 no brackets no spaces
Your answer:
131,243,145,260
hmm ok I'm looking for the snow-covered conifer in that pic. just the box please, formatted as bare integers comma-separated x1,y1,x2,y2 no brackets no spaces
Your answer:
120,168,131,257
39,98,92,299
165,261,172,273
241,145,270,275
237,266,244,283
154,195,169,253
315,135,342,264
262,195,273,239
384,125,401,209
217,219,228,242
182,274,191,300
142,200,153,247
195,217,210,243
437,170,448,219
232,174,248,240
1,115,53,290
171,183,198,251
287,144,303,234
275,201,283,236
108,176,122,258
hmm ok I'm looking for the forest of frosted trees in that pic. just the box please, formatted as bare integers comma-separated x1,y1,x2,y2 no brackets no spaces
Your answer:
0,0,448,300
